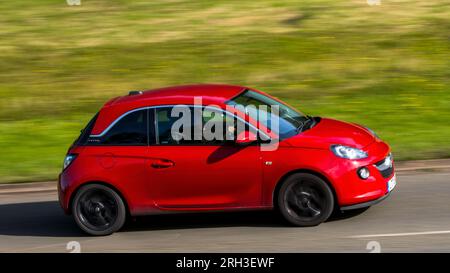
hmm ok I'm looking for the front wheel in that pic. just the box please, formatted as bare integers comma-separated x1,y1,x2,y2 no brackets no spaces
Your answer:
72,184,126,236
277,173,334,227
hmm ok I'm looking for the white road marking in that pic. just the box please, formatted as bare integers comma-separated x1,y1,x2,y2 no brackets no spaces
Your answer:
349,230,450,238
396,165,450,172
3,242,69,253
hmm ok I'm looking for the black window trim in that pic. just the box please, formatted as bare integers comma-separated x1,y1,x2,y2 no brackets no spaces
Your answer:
74,112,99,146
89,105,271,146
88,108,149,146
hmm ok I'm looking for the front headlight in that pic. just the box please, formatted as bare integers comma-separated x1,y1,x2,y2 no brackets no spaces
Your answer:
63,154,77,170
331,145,368,159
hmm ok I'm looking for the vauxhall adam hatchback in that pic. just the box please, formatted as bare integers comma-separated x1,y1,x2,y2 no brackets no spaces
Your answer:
59,84,396,235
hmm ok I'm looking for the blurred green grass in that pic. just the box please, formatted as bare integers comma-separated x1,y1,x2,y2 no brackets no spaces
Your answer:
0,0,449,183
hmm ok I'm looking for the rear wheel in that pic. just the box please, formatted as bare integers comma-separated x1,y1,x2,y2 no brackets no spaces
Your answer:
277,173,334,227
72,184,126,236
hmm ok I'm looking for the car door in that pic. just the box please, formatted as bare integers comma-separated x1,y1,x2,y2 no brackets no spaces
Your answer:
85,109,152,208
146,106,263,209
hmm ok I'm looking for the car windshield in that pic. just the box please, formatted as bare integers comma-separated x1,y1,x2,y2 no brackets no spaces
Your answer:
226,90,309,139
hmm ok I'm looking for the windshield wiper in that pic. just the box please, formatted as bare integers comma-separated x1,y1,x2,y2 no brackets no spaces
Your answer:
296,116,315,134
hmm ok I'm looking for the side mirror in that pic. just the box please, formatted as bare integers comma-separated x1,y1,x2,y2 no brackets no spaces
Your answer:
235,130,258,146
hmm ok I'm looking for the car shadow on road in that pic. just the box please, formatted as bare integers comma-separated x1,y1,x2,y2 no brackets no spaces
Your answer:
124,207,371,232
0,201,370,237
328,207,370,222
0,201,86,237
124,210,285,232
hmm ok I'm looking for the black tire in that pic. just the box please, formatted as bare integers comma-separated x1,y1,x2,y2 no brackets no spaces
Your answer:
72,184,126,236
277,173,334,227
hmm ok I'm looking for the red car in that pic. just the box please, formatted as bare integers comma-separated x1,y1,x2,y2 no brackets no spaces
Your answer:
59,84,396,235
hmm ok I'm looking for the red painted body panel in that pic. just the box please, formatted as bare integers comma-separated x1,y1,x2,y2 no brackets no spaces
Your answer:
286,118,376,149
146,146,262,210
58,84,394,215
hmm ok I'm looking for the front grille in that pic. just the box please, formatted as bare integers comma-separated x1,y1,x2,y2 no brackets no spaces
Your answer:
374,153,394,178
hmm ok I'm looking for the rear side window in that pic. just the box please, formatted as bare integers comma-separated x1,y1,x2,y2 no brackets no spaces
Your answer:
95,109,148,145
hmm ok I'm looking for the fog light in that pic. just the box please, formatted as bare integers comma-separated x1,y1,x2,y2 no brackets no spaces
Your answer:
358,167,370,179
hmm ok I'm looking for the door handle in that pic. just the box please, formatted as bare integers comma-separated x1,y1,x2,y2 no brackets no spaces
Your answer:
151,159,175,169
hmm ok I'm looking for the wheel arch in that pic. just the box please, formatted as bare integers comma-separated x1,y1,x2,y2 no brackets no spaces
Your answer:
272,169,339,210
68,181,130,216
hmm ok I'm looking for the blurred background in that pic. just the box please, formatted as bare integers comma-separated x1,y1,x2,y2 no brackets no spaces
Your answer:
0,0,448,183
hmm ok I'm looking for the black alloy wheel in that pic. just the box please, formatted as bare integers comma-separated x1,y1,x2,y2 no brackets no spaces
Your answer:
278,173,334,226
72,184,126,236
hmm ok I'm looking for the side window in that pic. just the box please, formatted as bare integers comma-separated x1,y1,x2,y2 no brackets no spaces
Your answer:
155,106,254,145
202,108,236,144
101,109,148,145
156,107,189,145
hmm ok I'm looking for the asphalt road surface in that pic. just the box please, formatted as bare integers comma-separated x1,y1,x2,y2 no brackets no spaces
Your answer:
1,171,450,253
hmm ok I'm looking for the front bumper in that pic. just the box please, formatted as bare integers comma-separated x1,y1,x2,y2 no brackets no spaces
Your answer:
341,192,390,210
331,140,396,208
